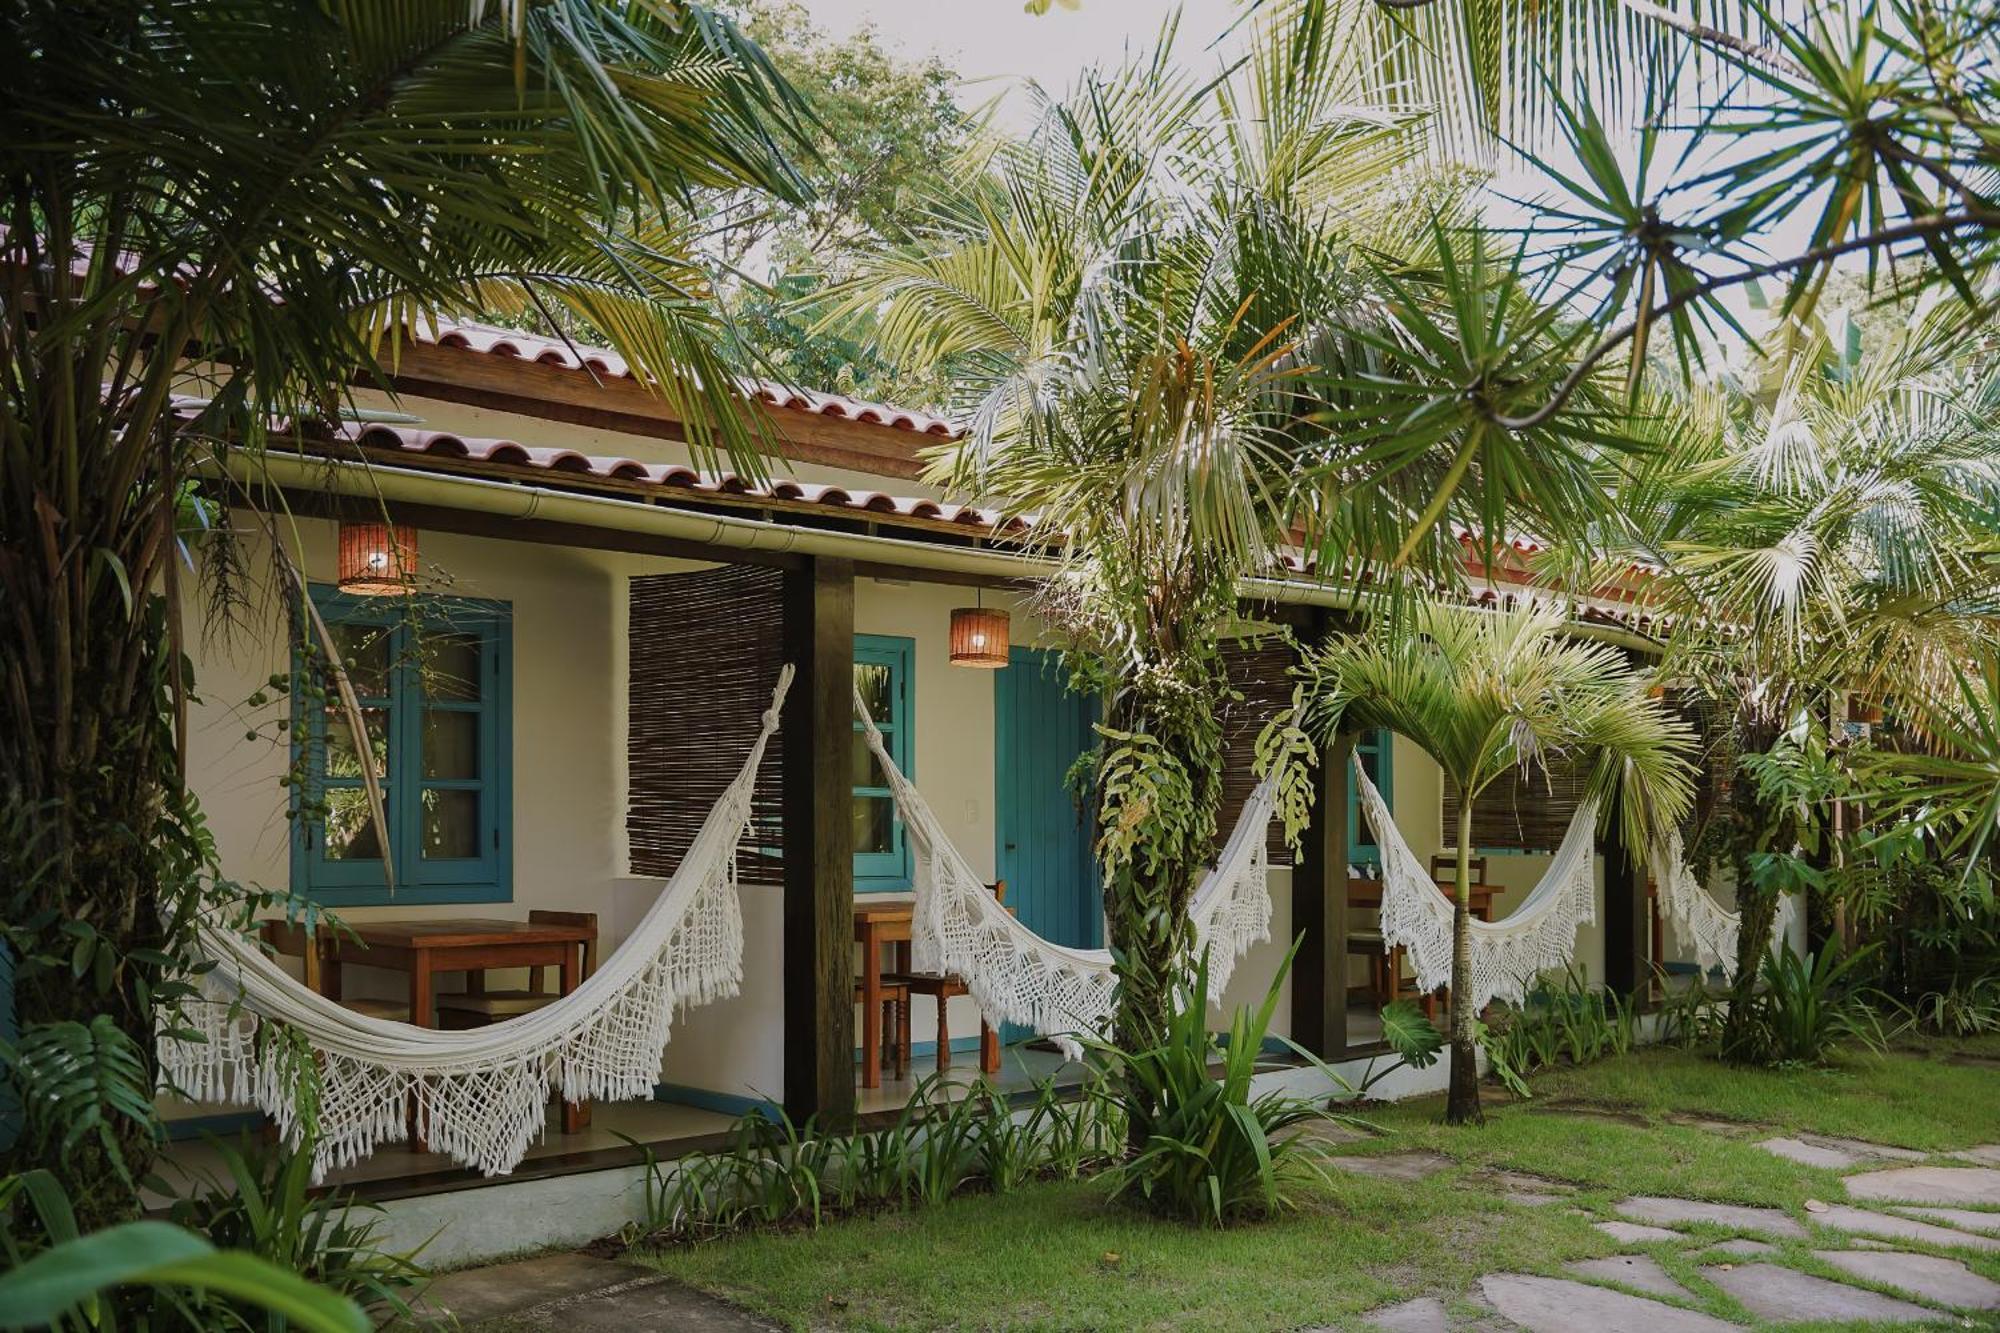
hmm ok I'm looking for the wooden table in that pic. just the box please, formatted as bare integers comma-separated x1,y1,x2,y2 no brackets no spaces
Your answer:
321,917,596,1135
1346,880,1498,1011
853,902,915,1091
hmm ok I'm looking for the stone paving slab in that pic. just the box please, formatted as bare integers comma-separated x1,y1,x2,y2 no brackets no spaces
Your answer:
1358,1295,1448,1332
1698,1263,1937,1324
1950,1145,2000,1166
1698,1237,1777,1258
1814,1203,2000,1252
1616,1196,1806,1238
1801,1134,1928,1163
1595,1219,1683,1244
410,1253,650,1324
1562,1254,1688,1299
1326,1151,1454,1182
540,1281,781,1332
1898,1205,2000,1236
1846,1165,2000,1206
1814,1249,2000,1311
1758,1136,1859,1169
1478,1274,1737,1333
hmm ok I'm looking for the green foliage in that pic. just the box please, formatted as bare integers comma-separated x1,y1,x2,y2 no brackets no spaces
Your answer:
0,1170,367,1332
167,1138,426,1322
628,1072,1123,1244
1738,943,1895,1067
3,1018,156,1190
1481,967,1641,1085
1091,947,1337,1227
1654,972,1729,1051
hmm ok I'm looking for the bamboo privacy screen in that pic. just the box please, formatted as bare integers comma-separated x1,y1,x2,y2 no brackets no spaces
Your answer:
627,565,787,884
1218,637,1298,867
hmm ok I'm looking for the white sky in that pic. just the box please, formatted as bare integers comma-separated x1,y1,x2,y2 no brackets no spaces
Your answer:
797,0,1247,117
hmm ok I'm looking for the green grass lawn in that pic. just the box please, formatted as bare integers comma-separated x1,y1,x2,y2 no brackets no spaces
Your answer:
637,1042,2000,1331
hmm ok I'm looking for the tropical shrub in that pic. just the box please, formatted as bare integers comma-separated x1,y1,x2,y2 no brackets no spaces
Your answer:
1091,948,1337,1227
166,1137,425,1322
1738,943,1893,1066
0,1169,366,1332
629,1071,1122,1243
1481,967,1641,1083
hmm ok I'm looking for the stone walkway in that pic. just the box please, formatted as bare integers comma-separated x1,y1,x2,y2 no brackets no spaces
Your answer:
1354,1134,2000,1331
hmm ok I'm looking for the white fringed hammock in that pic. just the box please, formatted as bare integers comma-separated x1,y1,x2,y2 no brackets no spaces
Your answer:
854,687,1279,1058
1647,830,1798,983
158,668,795,1181
1352,755,1600,1012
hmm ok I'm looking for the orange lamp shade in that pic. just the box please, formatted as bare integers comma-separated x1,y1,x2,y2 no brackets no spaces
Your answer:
337,522,417,595
949,606,1010,668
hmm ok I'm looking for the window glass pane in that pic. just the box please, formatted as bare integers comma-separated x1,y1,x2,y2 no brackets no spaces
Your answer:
328,622,391,698
324,708,389,779
423,634,482,701
423,710,479,779
323,789,386,860
851,733,888,789
421,789,480,859
854,661,892,723
852,795,894,854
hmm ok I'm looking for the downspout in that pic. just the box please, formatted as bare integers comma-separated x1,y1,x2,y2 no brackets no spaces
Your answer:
219,451,1661,655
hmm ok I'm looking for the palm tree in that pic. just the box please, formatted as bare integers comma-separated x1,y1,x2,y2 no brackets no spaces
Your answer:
820,1,1639,1100
1600,303,2000,1058
0,0,807,1220
1300,603,1695,1123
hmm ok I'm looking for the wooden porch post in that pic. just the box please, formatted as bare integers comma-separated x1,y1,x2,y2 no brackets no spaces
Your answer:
1600,788,1647,999
1291,609,1351,1057
782,556,855,1126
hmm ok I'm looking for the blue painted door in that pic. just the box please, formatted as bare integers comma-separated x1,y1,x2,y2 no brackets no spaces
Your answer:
995,648,1102,974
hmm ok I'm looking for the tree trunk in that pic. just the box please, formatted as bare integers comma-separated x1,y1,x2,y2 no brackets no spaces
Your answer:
1097,673,1219,1155
1444,804,1484,1125
1720,869,1781,1064
1,595,174,1228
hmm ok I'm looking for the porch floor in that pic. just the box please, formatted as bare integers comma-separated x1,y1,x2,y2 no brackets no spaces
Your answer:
151,1042,1087,1208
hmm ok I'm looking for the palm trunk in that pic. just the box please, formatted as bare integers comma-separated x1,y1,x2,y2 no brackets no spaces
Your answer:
1444,804,1484,1125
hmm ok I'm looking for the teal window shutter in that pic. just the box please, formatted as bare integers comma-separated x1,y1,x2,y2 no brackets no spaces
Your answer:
853,634,914,890
292,588,512,907
1346,728,1393,868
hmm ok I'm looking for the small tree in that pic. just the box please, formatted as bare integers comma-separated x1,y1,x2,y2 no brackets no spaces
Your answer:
1302,603,1695,1124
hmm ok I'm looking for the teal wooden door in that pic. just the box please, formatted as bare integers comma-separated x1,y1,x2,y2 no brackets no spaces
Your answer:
995,648,1102,981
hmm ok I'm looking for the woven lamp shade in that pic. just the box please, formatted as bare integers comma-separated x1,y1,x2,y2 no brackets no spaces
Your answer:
949,606,1010,668
337,522,417,595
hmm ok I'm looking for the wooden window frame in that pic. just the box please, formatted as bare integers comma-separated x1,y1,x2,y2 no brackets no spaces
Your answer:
291,587,513,907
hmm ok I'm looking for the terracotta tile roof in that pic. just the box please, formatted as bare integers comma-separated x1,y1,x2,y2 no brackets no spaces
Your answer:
415,320,962,441
329,421,1031,538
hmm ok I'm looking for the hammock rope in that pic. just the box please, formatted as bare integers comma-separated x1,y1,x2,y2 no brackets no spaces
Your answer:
159,667,795,1181
1647,830,1798,983
1353,754,1599,1012
854,685,1278,1058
